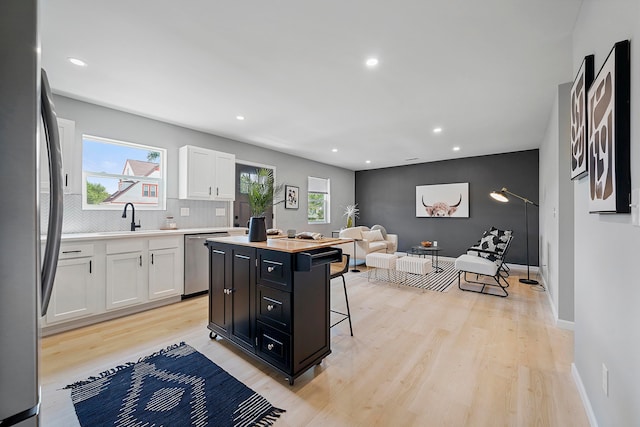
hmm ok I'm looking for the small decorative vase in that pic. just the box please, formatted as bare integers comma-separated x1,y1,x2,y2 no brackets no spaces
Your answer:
248,216,267,242
346,216,353,228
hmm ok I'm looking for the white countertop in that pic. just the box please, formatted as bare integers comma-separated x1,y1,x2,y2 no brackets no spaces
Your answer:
47,227,248,242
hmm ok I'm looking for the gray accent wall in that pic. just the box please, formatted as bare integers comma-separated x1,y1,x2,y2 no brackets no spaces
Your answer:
355,150,539,265
571,1,640,425
50,95,355,236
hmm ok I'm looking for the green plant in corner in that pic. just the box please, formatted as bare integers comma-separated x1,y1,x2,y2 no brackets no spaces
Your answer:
343,203,359,228
243,168,284,217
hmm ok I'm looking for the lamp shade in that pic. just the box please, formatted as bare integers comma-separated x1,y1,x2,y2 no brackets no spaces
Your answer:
490,190,509,203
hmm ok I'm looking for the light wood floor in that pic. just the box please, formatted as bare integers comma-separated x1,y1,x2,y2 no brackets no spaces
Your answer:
40,266,588,426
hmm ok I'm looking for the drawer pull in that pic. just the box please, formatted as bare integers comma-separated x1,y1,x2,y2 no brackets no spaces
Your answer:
267,304,274,311
267,343,274,351
267,266,275,273
62,250,81,254
235,254,251,260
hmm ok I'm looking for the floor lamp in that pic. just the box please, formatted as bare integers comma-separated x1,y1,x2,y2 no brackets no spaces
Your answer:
490,187,540,286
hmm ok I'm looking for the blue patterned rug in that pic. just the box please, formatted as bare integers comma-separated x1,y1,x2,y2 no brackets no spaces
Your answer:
64,343,285,427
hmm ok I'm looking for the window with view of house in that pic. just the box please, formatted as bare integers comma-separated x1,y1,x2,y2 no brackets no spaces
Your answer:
82,135,166,210
308,176,330,224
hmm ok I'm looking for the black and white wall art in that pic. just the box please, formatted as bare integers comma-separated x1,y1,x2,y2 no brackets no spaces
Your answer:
570,54,594,180
416,182,469,218
587,40,631,213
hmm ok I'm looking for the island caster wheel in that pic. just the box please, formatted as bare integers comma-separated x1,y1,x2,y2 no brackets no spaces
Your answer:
209,331,218,340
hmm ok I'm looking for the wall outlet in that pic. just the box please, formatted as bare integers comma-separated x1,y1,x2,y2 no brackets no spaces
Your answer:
180,207,190,217
602,363,609,396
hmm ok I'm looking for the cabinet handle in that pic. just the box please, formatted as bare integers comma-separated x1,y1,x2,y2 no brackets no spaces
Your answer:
62,250,81,254
139,255,142,266
267,304,274,311
209,186,212,195
267,343,274,351
216,187,219,196
151,253,154,264
235,254,250,260
267,266,275,273
65,173,68,187
89,260,92,274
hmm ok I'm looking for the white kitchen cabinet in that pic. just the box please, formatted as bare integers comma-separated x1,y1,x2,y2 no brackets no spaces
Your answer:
179,145,235,201
106,241,146,310
214,151,235,200
148,237,182,300
46,244,98,324
40,117,76,194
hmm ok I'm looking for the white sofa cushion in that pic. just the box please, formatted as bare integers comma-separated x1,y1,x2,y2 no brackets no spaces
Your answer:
362,229,384,242
368,241,388,252
455,254,499,277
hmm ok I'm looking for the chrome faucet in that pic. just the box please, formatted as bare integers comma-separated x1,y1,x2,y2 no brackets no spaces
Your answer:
122,203,141,231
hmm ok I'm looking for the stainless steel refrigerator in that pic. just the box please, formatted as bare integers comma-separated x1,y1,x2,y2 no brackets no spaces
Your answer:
1,0,64,425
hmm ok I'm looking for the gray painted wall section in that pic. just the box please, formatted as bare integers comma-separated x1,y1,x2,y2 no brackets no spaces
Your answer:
51,95,354,236
557,82,574,323
572,1,640,425
355,150,539,265
539,82,575,324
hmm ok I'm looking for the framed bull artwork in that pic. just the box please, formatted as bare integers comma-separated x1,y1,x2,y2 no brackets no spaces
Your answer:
416,182,469,218
570,54,594,180
587,40,631,214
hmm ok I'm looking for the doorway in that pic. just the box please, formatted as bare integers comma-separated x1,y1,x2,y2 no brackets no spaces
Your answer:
233,162,276,229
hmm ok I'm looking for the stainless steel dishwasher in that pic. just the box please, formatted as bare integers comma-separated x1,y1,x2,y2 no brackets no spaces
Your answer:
184,232,229,297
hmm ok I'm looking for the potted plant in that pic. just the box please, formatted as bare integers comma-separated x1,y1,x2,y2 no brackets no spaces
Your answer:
344,203,359,228
243,168,283,241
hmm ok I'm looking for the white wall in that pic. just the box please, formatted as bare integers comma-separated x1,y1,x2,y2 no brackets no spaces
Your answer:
572,1,640,425
51,95,355,235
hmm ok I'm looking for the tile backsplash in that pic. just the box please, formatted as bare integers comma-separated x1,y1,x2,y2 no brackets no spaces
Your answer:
41,193,230,234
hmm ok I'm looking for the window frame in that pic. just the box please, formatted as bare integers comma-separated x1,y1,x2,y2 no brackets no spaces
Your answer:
307,176,330,224
81,135,167,211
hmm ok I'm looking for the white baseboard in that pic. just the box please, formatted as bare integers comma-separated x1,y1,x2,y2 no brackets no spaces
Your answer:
540,273,575,330
572,363,599,427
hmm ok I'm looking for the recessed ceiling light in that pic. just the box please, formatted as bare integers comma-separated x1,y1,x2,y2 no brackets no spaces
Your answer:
365,160,371,164
453,146,461,151
433,127,442,133
332,148,338,152
236,115,245,121
68,57,87,67
365,58,379,67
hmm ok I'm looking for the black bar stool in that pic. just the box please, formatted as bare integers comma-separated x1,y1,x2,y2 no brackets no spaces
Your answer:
330,254,353,336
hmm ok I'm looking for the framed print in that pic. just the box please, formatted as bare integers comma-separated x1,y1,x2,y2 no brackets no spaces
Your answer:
285,185,299,209
416,182,469,217
570,54,594,180
587,40,631,213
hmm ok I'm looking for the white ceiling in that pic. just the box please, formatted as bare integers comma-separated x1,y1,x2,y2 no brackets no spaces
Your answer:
41,0,583,171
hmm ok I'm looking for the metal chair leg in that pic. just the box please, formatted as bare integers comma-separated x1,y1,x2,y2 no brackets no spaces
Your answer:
342,275,353,336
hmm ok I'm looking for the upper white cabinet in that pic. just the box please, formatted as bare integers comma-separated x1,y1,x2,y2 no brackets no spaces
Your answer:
40,118,76,194
179,145,235,201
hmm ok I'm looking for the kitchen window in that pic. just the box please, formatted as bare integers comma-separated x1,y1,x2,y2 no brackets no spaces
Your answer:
82,135,166,210
308,176,330,224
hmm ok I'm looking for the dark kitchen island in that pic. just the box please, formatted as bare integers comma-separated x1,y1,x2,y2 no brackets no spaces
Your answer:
205,235,346,385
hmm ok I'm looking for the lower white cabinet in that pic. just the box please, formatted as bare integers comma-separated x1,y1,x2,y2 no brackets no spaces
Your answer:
148,238,182,300
46,244,97,324
106,250,146,310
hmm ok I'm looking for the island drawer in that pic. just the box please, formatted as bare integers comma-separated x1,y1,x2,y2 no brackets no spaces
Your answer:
257,285,291,332
257,249,292,291
295,247,342,271
256,322,291,372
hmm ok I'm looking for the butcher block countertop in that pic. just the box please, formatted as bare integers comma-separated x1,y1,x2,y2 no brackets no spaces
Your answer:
206,235,352,253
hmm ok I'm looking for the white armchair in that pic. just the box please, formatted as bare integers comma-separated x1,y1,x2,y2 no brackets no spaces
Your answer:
339,225,398,262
